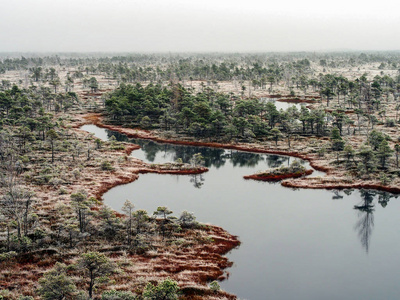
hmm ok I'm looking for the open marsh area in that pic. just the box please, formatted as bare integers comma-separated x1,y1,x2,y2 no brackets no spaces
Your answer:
2,51,400,299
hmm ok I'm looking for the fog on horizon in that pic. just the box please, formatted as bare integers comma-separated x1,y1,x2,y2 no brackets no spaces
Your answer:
1,0,399,53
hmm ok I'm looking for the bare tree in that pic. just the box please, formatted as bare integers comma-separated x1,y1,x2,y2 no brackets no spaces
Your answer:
0,185,34,239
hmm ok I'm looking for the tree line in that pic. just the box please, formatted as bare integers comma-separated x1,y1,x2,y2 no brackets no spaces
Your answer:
104,80,400,180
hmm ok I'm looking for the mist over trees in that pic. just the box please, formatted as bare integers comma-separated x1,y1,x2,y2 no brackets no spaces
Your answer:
1,51,400,298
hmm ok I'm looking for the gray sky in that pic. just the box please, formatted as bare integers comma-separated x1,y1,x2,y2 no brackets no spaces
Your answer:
1,0,400,52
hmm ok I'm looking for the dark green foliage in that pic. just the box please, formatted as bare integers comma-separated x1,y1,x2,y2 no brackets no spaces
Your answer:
105,83,171,122
143,278,179,300
2,52,400,299
105,83,277,140
18,296,34,300
38,262,77,300
153,206,173,221
153,207,176,238
101,290,137,300
106,77,333,141
376,139,393,169
89,77,99,92
343,144,355,166
270,128,282,146
395,144,400,167
77,252,117,299
331,127,344,151
101,160,114,171
357,145,377,175
385,118,395,127
209,280,221,292
368,130,388,151
178,211,198,229
98,205,121,239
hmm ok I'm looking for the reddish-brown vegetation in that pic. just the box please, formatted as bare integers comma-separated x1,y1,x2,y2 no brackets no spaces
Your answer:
80,113,328,171
282,179,400,194
92,173,140,200
0,112,240,299
139,167,208,175
124,144,141,155
81,113,400,195
244,169,313,181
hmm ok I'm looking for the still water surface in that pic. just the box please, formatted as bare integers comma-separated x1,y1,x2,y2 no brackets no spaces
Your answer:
82,125,400,300
260,98,306,111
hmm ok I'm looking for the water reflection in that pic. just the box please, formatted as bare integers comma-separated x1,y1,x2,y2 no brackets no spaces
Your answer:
354,190,375,253
190,174,205,189
140,142,160,162
329,189,398,253
106,129,297,171
86,125,398,254
378,192,391,208
230,151,264,168
82,124,400,300
260,98,307,111
350,190,397,253
175,147,227,169
331,190,344,200
82,125,312,190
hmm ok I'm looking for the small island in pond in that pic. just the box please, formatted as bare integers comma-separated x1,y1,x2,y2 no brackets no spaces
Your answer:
244,160,313,182
3,50,400,299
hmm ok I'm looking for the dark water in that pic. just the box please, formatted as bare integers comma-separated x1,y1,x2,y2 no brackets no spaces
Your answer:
82,125,400,300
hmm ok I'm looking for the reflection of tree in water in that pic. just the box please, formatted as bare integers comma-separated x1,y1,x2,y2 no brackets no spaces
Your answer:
265,155,290,169
350,190,397,253
140,142,163,162
107,129,300,170
109,128,227,166
173,147,227,168
332,188,356,200
229,151,264,167
354,209,374,253
377,191,396,208
190,174,205,189
107,130,129,142
354,190,376,253
331,190,344,200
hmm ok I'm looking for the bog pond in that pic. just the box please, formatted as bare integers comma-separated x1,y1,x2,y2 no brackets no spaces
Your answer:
260,98,307,111
82,124,400,300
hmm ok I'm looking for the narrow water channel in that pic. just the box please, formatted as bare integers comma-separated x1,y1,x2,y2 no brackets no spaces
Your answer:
82,125,400,300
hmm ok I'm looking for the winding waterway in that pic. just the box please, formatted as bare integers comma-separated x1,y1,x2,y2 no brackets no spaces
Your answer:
82,124,400,300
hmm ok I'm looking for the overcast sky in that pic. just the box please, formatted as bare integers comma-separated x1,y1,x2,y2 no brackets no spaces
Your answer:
1,0,400,52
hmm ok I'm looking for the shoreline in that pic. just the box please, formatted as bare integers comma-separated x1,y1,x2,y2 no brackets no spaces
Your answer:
77,113,328,171
244,169,314,182
79,112,400,195
0,115,240,299
73,115,240,298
